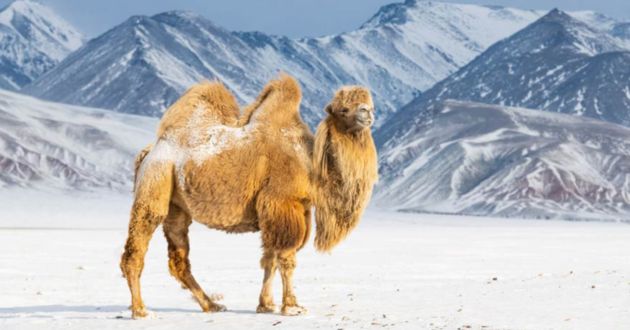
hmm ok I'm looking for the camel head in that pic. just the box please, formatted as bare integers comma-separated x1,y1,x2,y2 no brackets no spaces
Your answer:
325,86,375,133
312,86,378,253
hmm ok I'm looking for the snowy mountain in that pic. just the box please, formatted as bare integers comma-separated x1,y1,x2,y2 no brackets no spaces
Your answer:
23,1,546,126
570,11,620,32
571,12,630,49
612,23,630,41
375,100,630,221
0,89,156,191
0,0,83,90
378,9,630,145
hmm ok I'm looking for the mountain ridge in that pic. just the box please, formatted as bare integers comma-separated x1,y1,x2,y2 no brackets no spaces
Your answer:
377,9,630,146
23,2,547,127
0,0,83,90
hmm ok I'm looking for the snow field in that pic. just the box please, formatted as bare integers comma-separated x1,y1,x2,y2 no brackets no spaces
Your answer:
0,193,629,329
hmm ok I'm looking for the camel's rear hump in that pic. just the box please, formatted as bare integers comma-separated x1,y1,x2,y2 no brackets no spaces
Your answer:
158,82,240,139
239,74,303,127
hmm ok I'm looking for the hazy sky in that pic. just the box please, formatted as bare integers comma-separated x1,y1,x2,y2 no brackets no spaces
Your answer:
3,0,629,38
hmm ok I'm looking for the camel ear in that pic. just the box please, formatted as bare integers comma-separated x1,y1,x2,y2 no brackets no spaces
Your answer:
325,104,333,115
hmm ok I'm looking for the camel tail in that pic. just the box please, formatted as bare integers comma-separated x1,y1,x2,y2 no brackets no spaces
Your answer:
133,144,153,192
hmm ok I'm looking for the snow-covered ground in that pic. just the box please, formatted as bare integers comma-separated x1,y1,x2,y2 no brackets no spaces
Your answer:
1,190,629,329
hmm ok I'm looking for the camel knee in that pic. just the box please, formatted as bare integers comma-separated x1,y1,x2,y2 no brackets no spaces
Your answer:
277,252,296,271
260,250,277,269
120,247,141,278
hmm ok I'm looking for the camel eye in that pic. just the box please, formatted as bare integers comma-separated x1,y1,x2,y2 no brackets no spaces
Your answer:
357,104,371,113
339,108,349,114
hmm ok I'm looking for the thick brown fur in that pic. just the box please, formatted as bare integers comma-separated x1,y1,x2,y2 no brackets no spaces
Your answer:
312,87,378,251
120,75,378,319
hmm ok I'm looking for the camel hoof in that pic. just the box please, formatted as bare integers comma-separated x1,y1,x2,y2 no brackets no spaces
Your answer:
203,303,227,313
131,308,150,319
281,305,307,316
256,304,278,314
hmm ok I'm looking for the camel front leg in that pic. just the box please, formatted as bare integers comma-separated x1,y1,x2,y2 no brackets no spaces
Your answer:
278,250,307,316
256,249,278,313
256,194,309,315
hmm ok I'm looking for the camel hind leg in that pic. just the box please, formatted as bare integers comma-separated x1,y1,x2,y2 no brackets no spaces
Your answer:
163,204,226,313
120,161,174,319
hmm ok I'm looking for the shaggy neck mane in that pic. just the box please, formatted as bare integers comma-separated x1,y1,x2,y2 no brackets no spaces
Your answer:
312,116,378,252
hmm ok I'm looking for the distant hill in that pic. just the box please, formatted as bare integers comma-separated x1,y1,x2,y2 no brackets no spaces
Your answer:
375,100,630,221
0,89,155,191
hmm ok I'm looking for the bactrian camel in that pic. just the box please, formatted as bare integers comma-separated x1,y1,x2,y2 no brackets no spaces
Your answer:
120,74,378,318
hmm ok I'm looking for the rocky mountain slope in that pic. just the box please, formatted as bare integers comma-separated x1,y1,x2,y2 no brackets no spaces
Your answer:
375,100,630,221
